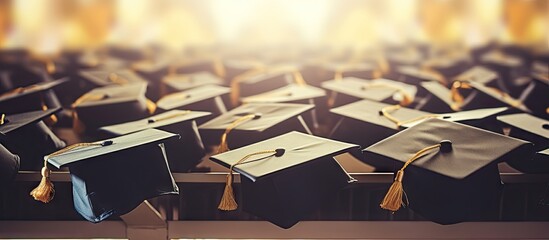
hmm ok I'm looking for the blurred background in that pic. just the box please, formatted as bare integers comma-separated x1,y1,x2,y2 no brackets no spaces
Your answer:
0,0,547,55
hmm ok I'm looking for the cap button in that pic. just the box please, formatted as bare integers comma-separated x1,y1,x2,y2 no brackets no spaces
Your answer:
378,110,384,116
102,140,114,146
439,140,452,153
253,113,262,119
274,148,285,157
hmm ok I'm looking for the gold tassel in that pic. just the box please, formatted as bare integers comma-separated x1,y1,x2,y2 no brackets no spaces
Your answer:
380,170,404,212
216,114,258,154
292,71,307,86
30,141,113,203
218,149,284,211
30,164,55,203
450,80,469,111
0,113,5,125
146,98,157,115
379,105,439,128
380,142,450,212
218,173,238,211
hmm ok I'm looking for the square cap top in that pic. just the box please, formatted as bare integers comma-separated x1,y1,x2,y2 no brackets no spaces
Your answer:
210,131,358,180
0,108,61,135
241,84,326,103
397,66,444,83
400,107,508,128
330,99,431,130
156,85,231,110
497,113,549,139
162,71,223,91
481,51,522,67
199,103,313,132
74,82,148,108
453,66,498,85
100,110,211,135
0,78,68,103
79,69,146,86
322,77,417,102
46,128,178,168
364,118,532,179
467,81,531,112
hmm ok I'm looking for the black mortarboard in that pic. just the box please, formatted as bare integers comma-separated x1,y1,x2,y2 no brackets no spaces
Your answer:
230,67,301,106
422,55,472,80
0,144,20,185
30,129,179,223
0,78,67,114
156,85,230,122
396,66,446,88
199,103,314,152
363,118,533,224
521,73,549,119
72,82,155,132
480,51,530,98
79,69,147,88
497,113,548,173
241,84,326,104
210,131,358,228
0,108,66,170
100,110,211,172
323,62,381,81
161,71,224,94
322,77,417,107
329,99,433,170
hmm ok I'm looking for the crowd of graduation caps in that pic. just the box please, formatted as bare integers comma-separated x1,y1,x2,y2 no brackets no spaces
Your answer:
0,43,547,228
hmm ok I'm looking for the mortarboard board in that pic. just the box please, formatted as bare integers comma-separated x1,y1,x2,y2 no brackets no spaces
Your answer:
29,129,179,223
422,55,472,80
230,66,304,106
223,59,264,83
452,66,499,86
330,99,435,170
497,113,548,173
363,118,533,224
480,51,530,98
0,108,66,170
72,82,155,133
161,71,224,95
156,85,230,122
521,73,549,119
321,77,417,108
100,110,211,172
199,103,314,152
0,78,67,114
241,84,326,104
0,144,20,185
324,62,381,81
210,131,358,228
396,66,446,88
79,69,147,87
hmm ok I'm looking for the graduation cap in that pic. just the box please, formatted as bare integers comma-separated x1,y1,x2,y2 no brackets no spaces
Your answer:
0,144,20,185
521,73,549,119
230,65,305,106
497,113,549,173
210,131,358,228
131,59,172,100
199,103,314,152
396,66,446,87
72,82,156,133
422,55,472,79
79,69,147,87
452,80,530,112
100,110,211,172
161,71,224,94
453,66,499,86
223,59,264,82
241,84,326,104
0,108,66,170
480,51,530,97
324,62,381,81
29,129,180,223
363,118,533,224
0,78,67,114
321,77,417,107
156,85,230,122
